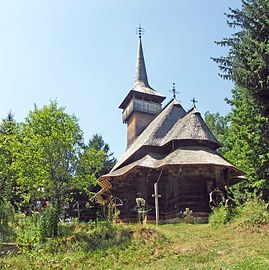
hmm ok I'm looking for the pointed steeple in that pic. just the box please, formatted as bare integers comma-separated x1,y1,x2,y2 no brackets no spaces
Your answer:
119,27,165,110
133,37,150,89
118,26,166,147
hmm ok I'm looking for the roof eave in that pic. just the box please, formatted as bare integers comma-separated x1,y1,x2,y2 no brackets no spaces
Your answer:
119,89,166,109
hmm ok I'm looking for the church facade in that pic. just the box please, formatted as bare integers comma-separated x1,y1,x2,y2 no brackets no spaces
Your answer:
96,30,245,223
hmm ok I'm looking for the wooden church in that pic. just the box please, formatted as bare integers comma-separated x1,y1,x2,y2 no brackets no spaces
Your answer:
96,29,245,223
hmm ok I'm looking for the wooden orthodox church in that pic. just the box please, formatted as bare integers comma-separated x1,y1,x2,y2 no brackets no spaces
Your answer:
96,29,245,223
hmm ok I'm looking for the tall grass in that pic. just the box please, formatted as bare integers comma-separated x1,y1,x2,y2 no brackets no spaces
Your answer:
209,197,269,228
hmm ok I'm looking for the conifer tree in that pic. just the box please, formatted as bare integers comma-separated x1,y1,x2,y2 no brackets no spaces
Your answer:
87,134,116,177
0,112,19,202
213,0,269,115
205,88,269,200
0,112,18,240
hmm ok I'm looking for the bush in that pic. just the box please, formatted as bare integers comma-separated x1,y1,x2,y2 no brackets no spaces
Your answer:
209,206,237,227
233,198,269,227
14,213,40,245
209,197,269,228
39,206,58,241
0,198,15,242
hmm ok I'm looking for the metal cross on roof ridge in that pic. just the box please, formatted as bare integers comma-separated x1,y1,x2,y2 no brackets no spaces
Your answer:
191,97,198,107
169,82,180,99
136,23,145,39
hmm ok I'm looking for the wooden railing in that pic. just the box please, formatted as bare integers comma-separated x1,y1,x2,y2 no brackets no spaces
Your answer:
122,99,161,122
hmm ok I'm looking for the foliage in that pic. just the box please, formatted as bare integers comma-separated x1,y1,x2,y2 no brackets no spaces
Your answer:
87,134,116,178
233,197,269,227
0,113,18,241
204,111,231,155
209,196,269,228
39,205,59,241
205,87,269,199
0,102,116,239
13,213,40,245
0,102,116,241
0,199,14,242
210,0,269,199
76,147,107,192
225,88,269,198
213,0,269,115
0,112,19,203
75,134,116,199
209,206,237,227
14,101,84,235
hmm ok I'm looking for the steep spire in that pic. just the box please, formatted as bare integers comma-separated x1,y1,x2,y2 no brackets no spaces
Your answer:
133,24,151,89
118,26,165,110
134,36,150,89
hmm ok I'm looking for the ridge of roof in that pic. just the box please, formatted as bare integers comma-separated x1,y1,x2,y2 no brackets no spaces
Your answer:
112,101,222,173
162,106,221,148
112,99,186,171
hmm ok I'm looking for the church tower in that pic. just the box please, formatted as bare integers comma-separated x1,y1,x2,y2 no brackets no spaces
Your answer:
119,27,165,147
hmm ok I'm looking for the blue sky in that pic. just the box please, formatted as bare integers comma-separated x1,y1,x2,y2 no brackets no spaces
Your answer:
0,0,241,158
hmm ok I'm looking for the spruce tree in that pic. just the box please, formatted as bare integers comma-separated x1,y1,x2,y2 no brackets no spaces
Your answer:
213,0,269,115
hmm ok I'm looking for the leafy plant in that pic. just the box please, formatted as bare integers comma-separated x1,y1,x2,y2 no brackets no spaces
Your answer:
0,198,14,242
209,205,237,227
233,197,269,227
39,205,59,241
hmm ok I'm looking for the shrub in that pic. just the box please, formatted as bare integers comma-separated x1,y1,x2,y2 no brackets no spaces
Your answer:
209,206,237,227
39,206,58,241
209,197,269,228
14,213,40,245
233,198,269,227
0,198,15,242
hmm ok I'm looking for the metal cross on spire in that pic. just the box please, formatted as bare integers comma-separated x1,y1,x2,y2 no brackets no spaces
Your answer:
191,97,198,107
169,82,179,99
136,23,145,39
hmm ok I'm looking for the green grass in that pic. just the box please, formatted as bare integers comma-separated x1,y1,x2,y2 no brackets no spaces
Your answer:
1,223,269,270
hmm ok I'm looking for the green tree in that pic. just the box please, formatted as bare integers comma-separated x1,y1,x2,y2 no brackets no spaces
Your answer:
15,101,84,236
75,134,116,195
0,112,18,200
204,111,231,155
212,0,269,200
213,0,269,116
224,87,269,198
87,134,116,177
205,88,269,200
0,112,18,240
76,147,107,193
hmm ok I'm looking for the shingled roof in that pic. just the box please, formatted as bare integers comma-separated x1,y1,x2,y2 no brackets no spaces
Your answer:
112,98,186,171
100,146,243,185
112,98,223,172
162,107,221,149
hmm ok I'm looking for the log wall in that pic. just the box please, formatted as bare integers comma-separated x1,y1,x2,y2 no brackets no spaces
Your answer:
111,166,226,223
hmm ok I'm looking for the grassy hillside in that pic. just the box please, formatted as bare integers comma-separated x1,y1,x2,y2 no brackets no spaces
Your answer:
1,223,269,270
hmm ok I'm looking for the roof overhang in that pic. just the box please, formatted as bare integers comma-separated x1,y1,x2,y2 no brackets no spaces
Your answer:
119,89,165,109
